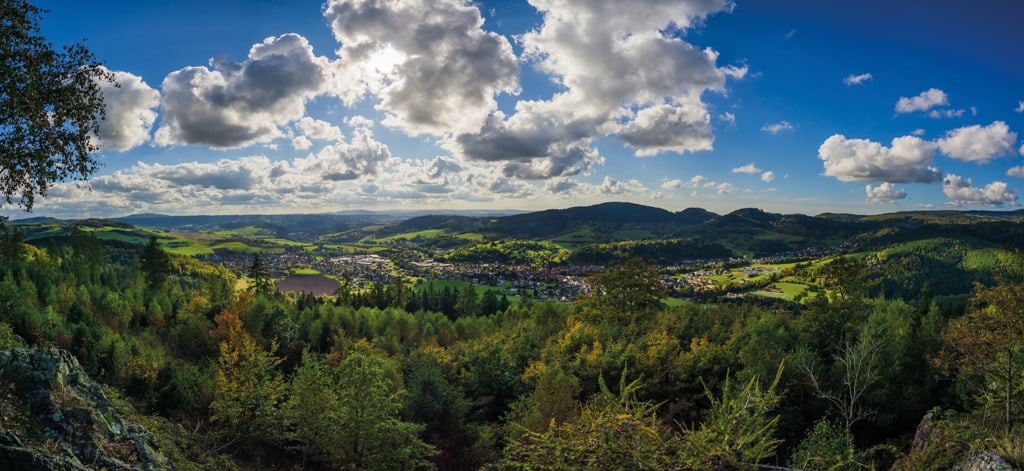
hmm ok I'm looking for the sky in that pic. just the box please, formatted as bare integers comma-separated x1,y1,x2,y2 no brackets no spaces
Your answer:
7,0,1024,219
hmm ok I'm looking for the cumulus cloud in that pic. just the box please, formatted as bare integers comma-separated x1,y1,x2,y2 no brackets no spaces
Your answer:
936,121,1017,163
95,68,160,151
713,182,733,194
448,0,744,176
1016,101,1024,113
452,105,605,179
324,0,519,136
1007,166,1024,178
292,136,313,150
661,179,684,190
761,121,794,134
895,88,949,114
865,182,907,204
293,127,392,180
143,156,267,190
843,73,872,85
942,174,1016,206
912,128,926,136
731,163,761,174
599,176,632,195
296,117,344,141
618,100,713,156
154,34,331,149
719,112,736,126
761,171,775,182
546,178,577,194
819,134,941,183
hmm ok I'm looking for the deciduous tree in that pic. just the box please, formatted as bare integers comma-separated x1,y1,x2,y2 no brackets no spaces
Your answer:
1,0,114,210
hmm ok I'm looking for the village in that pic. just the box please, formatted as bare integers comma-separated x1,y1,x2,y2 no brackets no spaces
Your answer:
197,242,843,302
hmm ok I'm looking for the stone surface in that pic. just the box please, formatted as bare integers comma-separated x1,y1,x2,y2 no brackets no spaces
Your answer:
951,449,1014,471
0,348,173,471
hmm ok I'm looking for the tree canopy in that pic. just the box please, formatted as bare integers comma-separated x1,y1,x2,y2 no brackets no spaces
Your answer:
1,0,113,210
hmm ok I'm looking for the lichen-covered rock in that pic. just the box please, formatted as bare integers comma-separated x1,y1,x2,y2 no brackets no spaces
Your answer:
951,450,1014,471
0,348,173,471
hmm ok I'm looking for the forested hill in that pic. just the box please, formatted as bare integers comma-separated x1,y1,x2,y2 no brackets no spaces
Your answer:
4,207,1024,469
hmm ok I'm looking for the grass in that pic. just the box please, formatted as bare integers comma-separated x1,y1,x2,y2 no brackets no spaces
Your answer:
375,229,447,242
209,241,266,254
753,281,808,300
292,268,320,275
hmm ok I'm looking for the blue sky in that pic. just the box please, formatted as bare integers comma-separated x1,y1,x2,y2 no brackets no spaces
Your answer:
9,0,1024,219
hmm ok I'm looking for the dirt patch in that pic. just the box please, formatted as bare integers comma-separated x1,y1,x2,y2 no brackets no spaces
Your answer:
275,274,340,296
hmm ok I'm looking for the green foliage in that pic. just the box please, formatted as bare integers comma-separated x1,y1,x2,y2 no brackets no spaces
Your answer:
568,238,733,265
789,418,858,470
140,236,170,292
284,346,436,470
679,367,783,468
509,362,581,433
938,281,1024,437
580,257,666,321
440,239,567,267
210,309,285,447
246,253,272,295
498,371,679,471
0,0,114,210
0,321,26,348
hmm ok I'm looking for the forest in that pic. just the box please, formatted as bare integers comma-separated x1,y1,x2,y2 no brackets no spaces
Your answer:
2,221,1023,471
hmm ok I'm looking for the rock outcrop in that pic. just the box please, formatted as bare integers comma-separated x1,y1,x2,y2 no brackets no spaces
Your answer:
0,348,172,470
951,450,1014,471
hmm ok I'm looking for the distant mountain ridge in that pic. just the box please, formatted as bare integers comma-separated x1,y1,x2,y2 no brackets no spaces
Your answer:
11,202,1024,258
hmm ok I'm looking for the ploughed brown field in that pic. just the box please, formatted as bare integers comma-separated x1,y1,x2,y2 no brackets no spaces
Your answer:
275,274,341,296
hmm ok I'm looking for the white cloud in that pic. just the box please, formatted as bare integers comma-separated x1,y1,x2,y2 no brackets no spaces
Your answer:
911,128,926,136
937,121,1017,163
599,176,632,195
154,34,331,149
546,178,578,194
449,0,744,176
761,121,794,134
1021,143,1024,156
843,73,872,86
731,163,761,174
291,136,313,150
929,109,965,119
1007,166,1024,178
296,117,344,142
345,115,374,129
865,182,907,204
1016,101,1024,113
714,182,733,194
661,179,684,190
895,88,948,114
95,68,160,151
688,175,706,186
719,112,736,125
293,127,393,181
942,174,1016,206
618,100,714,156
785,29,796,39
324,0,519,136
819,134,941,183
760,171,775,182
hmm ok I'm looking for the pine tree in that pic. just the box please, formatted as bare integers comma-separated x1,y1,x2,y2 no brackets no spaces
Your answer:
140,236,169,292
247,253,271,295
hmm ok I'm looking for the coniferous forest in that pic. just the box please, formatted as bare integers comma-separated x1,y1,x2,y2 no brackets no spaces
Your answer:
3,0,1024,469
2,217,1024,470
